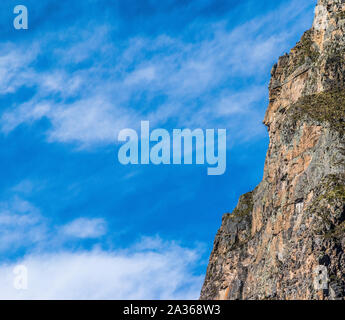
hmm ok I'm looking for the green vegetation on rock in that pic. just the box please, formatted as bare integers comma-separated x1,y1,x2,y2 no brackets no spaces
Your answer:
325,222,345,239
297,30,320,65
337,11,345,20
310,174,345,239
289,90,345,135
230,191,254,220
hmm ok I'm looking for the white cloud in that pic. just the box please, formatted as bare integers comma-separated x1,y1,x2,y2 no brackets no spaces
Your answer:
1,101,52,134
0,189,204,299
0,44,39,94
46,97,137,146
62,218,107,239
0,237,203,300
0,0,315,147
0,193,107,251
215,87,266,116
0,197,47,252
12,180,35,194
125,66,157,85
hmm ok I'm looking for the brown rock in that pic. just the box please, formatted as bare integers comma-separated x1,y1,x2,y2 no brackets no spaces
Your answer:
200,0,345,300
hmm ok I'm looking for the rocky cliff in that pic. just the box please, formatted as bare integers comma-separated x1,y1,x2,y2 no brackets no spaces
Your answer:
200,0,345,300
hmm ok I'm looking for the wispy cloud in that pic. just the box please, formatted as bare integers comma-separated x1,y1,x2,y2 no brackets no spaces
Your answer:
62,218,107,239
0,0,315,147
0,186,107,252
0,196,47,252
0,44,39,94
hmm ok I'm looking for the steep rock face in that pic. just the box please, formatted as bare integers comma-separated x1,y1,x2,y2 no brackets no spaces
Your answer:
200,0,345,300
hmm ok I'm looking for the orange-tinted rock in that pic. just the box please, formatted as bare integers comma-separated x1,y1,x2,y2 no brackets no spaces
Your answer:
200,0,345,300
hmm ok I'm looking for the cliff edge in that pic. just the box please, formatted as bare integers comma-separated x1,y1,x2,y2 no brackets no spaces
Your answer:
200,0,345,300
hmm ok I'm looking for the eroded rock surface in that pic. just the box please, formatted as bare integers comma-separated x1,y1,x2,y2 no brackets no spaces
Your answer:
200,0,345,300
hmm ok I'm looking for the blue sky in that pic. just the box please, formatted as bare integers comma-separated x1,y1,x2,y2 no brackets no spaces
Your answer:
0,0,316,299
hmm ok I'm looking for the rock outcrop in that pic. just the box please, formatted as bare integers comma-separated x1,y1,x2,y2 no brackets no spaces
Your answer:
200,0,345,300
